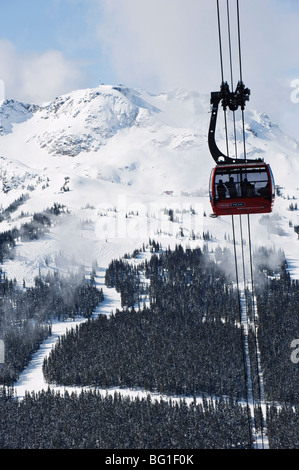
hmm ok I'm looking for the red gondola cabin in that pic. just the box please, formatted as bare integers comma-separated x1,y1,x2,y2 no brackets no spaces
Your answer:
210,163,275,216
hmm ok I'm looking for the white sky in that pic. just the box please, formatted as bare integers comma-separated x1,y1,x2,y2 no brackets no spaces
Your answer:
1,0,299,139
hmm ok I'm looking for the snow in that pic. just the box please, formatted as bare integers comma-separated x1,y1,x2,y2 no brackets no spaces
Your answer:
0,85,298,449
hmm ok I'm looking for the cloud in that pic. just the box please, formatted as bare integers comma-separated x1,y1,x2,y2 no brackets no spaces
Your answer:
235,0,299,134
97,0,299,138
0,39,86,103
97,0,219,93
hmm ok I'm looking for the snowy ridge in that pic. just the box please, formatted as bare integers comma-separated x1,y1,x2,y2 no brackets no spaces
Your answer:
0,99,38,135
0,84,299,196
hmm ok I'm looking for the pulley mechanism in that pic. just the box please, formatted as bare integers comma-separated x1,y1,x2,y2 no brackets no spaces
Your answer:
218,80,250,112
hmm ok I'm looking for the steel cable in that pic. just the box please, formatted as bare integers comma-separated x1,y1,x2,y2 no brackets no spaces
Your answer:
216,0,254,448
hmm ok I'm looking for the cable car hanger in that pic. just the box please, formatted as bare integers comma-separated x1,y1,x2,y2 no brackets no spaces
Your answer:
208,0,275,218
208,80,262,165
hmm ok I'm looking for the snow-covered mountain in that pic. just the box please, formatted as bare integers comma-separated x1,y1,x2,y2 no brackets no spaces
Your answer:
1,84,299,198
0,83,299,287
1,84,299,408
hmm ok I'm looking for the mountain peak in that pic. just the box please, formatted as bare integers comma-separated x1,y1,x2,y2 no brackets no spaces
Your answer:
0,99,38,136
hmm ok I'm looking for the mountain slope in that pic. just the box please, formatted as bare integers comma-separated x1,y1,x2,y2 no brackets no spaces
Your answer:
0,84,298,288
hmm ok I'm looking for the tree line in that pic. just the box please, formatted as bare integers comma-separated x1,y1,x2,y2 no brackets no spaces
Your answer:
0,193,30,222
0,202,67,263
0,387,253,449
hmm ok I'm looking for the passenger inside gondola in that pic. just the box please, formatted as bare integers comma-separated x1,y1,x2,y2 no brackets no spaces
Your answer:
240,178,255,197
258,182,270,198
226,177,237,198
217,179,227,199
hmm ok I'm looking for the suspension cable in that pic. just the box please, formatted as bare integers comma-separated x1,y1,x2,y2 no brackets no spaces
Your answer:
217,0,253,448
226,0,238,159
236,0,247,162
216,0,230,158
247,215,265,447
236,0,243,82
231,215,253,448
233,0,248,303
231,0,257,432
236,0,265,447
217,0,225,84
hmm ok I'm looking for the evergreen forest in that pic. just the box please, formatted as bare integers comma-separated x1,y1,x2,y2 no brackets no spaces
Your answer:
0,387,253,449
0,239,299,448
